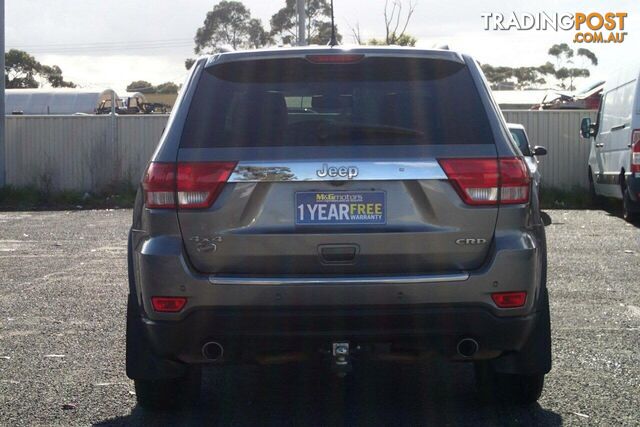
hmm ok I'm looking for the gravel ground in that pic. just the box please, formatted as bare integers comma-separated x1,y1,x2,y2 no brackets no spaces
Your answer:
0,209,638,426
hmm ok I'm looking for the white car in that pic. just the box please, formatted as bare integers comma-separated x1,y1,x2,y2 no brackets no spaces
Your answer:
508,123,547,188
581,62,640,222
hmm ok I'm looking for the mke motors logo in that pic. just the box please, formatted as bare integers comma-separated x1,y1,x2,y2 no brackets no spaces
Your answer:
481,12,628,44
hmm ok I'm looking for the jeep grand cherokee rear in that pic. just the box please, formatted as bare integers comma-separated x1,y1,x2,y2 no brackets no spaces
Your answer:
126,47,551,409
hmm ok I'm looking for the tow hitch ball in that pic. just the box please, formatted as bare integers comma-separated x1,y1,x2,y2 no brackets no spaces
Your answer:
331,342,352,377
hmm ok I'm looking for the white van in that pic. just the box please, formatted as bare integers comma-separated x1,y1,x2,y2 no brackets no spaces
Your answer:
581,63,640,222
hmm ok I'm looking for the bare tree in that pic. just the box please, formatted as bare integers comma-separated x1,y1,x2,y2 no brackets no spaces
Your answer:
383,0,416,45
350,0,417,46
349,22,363,44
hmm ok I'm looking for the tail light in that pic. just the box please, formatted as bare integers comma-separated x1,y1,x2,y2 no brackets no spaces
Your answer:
151,296,187,312
438,158,530,205
143,162,237,209
631,130,640,174
491,291,527,308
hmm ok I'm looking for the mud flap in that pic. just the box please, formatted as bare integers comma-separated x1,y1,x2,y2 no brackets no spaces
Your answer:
126,231,188,380
490,288,552,375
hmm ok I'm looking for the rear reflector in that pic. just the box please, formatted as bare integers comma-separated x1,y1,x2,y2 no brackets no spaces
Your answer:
491,291,527,308
305,54,365,64
151,296,187,312
143,161,237,209
438,158,530,205
631,130,640,174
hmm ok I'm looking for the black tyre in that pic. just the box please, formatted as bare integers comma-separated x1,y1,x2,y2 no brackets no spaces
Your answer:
622,188,638,222
474,363,544,405
135,367,202,410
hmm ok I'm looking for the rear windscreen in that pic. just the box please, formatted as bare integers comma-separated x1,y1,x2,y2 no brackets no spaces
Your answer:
180,57,494,148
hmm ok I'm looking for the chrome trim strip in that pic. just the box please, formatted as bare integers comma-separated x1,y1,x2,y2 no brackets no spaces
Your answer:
209,272,469,286
228,160,446,182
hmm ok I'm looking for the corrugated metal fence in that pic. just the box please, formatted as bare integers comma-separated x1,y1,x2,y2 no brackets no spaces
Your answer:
503,110,597,190
4,110,596,192
5,115,165,191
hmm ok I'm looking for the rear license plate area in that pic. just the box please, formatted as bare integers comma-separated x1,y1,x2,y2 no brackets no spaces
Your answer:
295,191,386,225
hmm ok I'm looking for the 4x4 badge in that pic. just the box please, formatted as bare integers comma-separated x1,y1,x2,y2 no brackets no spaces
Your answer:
316,164,358,179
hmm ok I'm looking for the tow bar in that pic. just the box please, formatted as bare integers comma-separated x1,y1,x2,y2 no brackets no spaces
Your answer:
331,342,352,377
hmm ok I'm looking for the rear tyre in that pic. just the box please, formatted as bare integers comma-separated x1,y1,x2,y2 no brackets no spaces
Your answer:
622,188,638,223
474,363,544,405
135,367,202,410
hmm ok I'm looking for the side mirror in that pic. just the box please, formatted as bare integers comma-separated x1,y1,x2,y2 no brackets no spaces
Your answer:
580,117,596,139
533,146,547,156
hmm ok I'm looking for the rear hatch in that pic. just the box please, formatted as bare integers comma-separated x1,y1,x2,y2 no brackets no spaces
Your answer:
173,52,500,275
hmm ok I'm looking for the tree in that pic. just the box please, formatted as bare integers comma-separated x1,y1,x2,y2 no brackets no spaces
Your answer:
41,65,76,88
4,49,75,89
185,58,196,70
481,64,549,90
270,0,341,45
577,48,598,67
381,0,416,45
548,43,573,68
368,33,416,46
194,1,268,53
156,82,179,94
512,67,546,89
547,43,595,90
482,44,598,91
247,18,271,48
350,0,416,46
126,80,155,94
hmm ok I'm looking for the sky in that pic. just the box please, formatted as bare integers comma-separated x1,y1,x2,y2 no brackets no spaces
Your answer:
5,0,640,92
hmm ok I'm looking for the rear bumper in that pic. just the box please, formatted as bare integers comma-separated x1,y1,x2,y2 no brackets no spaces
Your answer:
132,228,543,319
141,305,538,363
131,227,545,364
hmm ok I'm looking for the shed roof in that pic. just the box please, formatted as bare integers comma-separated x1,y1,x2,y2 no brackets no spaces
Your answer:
5,88,117,115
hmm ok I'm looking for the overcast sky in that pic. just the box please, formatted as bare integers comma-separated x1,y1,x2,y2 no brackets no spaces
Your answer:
5,0,639,92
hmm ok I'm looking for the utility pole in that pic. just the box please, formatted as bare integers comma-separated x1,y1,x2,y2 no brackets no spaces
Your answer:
0,0,5,187
296,0,306,46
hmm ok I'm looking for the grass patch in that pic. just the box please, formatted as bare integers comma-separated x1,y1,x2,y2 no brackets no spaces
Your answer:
0,182,137,211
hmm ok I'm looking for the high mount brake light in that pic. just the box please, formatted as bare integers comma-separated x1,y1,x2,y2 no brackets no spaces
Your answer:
305,54,365,64
143,162,237,209
438,158,530,205
631,130,640,174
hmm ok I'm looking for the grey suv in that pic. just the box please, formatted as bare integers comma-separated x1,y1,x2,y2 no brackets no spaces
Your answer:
126,47,551,409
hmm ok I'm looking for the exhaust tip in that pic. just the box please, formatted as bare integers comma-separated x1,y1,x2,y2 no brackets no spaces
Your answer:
202,341,224,361
457,338,479,358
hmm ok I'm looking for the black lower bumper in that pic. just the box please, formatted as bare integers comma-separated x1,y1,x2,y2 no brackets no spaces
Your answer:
139,305,537,364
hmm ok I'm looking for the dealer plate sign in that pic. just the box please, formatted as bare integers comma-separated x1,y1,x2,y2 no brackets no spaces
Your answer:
295,191,386,225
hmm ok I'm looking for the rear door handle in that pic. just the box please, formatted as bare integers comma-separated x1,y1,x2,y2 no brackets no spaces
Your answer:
319,245,358,264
